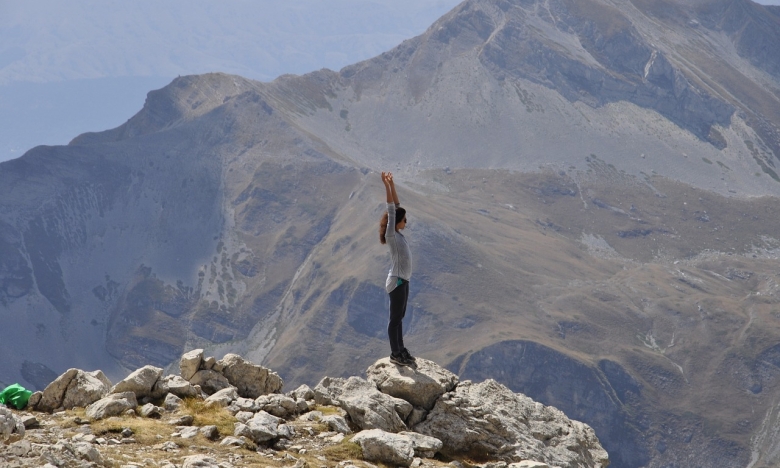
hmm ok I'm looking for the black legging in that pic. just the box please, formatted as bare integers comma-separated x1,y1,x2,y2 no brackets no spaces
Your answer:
388,279,409,354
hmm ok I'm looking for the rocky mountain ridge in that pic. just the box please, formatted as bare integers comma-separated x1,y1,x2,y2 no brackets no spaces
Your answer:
2,0,780,467
1,350,607,468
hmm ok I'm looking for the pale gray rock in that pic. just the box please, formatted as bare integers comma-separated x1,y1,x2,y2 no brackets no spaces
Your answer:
277,423,295,439
190,369,231,395
139,403,162,418
152,374,198,399
0,406,25,443
73,441,102,463
36,368,78,412
8,439,31,456
322,414,351,434
200,424,219,440
27,391,42,409
111,365,163,399
352,429,415,467
61,370,112,410
235,396,259,412
85,392,138,420
235,411,254,423
220,436,248,447
367,357,458,411
217,353,283,398
415,379,609,467
178,426,200,439
203,356,217,370
164,393,183,411
406,408,428,428
234,410,280,443
399,431,443,458
170,414,194,426
180,349,204,381
298,410,323,422
509,462,550,468
20,414,39,429
295,398,310,413
255,393,298,418
315,376,411,432
204,386,239,407
288,384,315,401
182,454,220,468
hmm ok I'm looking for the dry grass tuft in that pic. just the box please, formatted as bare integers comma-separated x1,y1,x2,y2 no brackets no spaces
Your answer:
180,397,237,436
323,435,363,462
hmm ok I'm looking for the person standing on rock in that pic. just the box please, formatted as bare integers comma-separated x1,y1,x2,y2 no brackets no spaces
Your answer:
380,171,416,367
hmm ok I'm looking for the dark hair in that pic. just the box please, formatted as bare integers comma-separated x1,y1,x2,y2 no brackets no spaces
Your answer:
379,207,406,245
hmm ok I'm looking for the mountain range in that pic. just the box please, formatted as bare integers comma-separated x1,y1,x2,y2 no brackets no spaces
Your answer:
2,0,780,466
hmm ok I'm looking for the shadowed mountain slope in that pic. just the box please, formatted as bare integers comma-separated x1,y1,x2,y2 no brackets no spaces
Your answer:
2,0,780,467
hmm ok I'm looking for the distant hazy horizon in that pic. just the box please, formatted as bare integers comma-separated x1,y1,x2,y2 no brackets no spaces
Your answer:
0,0,463,162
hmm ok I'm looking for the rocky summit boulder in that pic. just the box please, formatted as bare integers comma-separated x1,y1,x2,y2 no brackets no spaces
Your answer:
110,365,163,399
217,354,283,398
315,376,412,432
35,368,112,412
415,379,609,467
179,349,204,381
366,357,458,411
352,429,415,467
151,374,198,399
190,369,231,395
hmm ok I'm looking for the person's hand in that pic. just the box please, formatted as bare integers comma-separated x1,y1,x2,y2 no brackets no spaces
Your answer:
381,171,390,186
386,172,394,186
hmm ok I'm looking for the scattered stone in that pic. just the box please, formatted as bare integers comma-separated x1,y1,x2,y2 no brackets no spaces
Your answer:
35,368,79,412
218,354,284,398
298,410,323,421
27,391,42,409
8,439,32,456
179,426,200,439
164,392,184,411
255,393,298,418
234,410,280,443
315,376,412,432
61,370,112,409
398,432,442,458
153,374,199,399
74,441,103,463
21,414,39,429
121,427,134,438
191,370,232,395
288,384,315,401
367,358,458,411
205,386,239,407
180,349,204,381
201,425,219,440
85,392,138,420
352,429,415,467
139,403,163,418
220,436,247,447
111,365,164,399
322,415,351,434
236,411,254,423
508,462,550,468
170,414,195,426
183,454,221,467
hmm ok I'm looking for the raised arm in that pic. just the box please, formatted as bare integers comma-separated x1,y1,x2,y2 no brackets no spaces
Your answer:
387,172,400,205
382,172,393,203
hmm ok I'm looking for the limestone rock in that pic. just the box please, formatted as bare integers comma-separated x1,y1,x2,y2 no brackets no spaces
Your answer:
73,441,102,463
152,374,198,399
415,379,609,467
27,391,42,409
110,365,163,399
314,376,411,432
322,414,351,434
367,357,458,410
352,429,415,467
255,393,298,418
190,369,231,395
200,425,219,440
288,384,315,401
182,454,220,468
61,370,112,409
140,403,162,418
36,368,78,412
217,353,283,398
86,392,138,420
234,410,280,443
399,431,442,458
0,406,25,443
204,386,239,407
180,349,204,381
164,393,183,411
509,462,550,468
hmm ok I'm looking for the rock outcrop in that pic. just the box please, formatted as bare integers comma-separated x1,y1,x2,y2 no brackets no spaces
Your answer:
1,351,608,468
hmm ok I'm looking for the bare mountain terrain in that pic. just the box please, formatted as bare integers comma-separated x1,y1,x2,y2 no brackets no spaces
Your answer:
2,0,780,467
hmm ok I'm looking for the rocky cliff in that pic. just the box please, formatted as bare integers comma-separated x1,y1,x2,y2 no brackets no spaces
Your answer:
1,351,608,468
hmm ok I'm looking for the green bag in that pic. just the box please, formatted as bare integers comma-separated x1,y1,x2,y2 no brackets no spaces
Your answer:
0,383,33,410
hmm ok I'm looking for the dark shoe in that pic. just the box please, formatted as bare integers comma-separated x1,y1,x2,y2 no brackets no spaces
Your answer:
401,348,416,362
390,353,410,366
